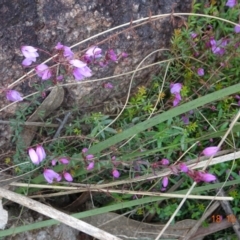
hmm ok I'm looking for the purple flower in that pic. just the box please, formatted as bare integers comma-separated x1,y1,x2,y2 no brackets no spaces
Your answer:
82,148,88,153
84,46,102,62
6,90,23,102
51,159,57,166
43,169,61,183
210,38,228,55
170,83,182,107
35,64,52,80
202,146,220,157
86,154,94,160
162,176,168,187
87,162,94,170
196,171,216,182
197,68,204,76
55,42,74,59
72,67,92,80
28,145,46,165
178,163,189,173
226,0,237,7
234,25,240,33
63,172,73,182
21,46,39,66
170,83,182,94
160,159,170,165
70,59,92,81
59,158,69,164
28,148,39,165
106,49,117,62
21,46,39,58
36,145,46,162
63,46,74,59
173,93,182,107
55,42,64,50
112,169,120,178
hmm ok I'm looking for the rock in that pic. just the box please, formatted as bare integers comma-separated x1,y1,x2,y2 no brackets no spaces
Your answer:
0,0,192,148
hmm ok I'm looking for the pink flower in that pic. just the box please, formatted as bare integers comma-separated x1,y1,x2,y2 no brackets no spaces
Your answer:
226,0,237,7
70,59,92,81
162,176,168,187
43,169,61,183
178,163,189,173
55,42,64,50
170,83,182,94
170,83,182,106
63,46,74,59
59,158,69,164
202,146,220,157
28,145,46,165
22,58,37,66
173,93,182,107
28,148,39,165
86,154,94,160
72,67,92,80
36,145,46,162
87,162,94,170
21,46,39,58
234,25,240,33
55,42,74,59
63,172,73,182
35,64,52,80
121,52,128,58
106,49,117,62
197,68,204,76
6,90,23,102
84,46,102,62
210,38,228,55
196,171,216,182
82,148,88,153
112,169,120,178
51,159,57,166
21,46,39,66
160,159,170,165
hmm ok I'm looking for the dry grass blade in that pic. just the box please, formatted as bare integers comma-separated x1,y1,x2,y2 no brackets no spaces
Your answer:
0,187,122,240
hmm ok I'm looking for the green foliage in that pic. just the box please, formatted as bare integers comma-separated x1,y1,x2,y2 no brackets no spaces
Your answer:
4,1,240,239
